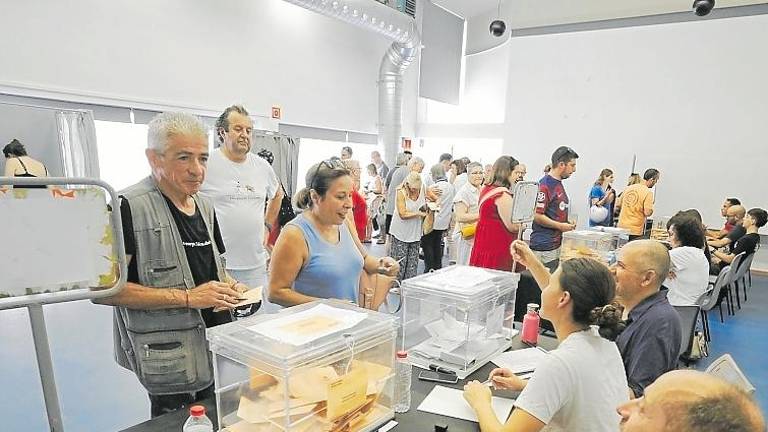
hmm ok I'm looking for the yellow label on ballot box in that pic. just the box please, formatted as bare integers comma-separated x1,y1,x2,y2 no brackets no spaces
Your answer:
327,368,368,420
280,315,341,335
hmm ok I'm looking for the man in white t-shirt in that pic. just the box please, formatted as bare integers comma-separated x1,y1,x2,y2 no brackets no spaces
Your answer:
200,105,283,313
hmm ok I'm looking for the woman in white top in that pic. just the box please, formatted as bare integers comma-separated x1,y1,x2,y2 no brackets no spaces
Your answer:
389,172,427,281
421,164,456,272
464,240,629,432
453,162,484,265
665,214,710,306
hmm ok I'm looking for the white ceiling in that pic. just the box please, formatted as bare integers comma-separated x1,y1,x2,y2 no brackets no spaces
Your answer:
432,0,767,28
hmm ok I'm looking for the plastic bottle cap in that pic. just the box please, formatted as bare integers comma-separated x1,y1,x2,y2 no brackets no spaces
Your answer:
396,350,408,359
190,405,206,417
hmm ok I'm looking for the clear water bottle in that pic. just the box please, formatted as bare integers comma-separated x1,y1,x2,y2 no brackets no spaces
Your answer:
183,405,213,432
394,350,412,413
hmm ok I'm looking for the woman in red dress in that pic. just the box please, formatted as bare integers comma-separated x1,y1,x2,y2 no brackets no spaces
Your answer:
469,156,526,271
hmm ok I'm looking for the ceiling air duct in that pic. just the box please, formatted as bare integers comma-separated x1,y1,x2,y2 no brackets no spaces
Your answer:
282,0,421,167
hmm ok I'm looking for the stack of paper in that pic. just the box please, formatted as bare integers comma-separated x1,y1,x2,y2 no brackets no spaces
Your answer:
417,385,515,423
490,347,549,377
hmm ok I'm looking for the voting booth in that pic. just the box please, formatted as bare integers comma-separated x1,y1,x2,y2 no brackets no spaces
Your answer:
400,265,519,379
207,300,397,432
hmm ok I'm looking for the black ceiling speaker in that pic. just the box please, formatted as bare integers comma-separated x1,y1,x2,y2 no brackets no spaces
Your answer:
489,0,506,37
693,0,715,16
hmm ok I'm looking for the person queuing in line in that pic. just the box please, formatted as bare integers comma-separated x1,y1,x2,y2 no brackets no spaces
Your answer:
200,105,283,314
95,112,248,417
614,173,642,220
469,156,525,271
364,162,384,243
617,168,660,240
268,159,399,307
711,207,766,274
589,168,616,227
709,197,742,240
341,158,368,242
453,162,484,265
421,164,455,272
463,240,628,432
3,138,48,188
450,158,468,194
613,240,681,398
445,158,467,264
664,213,710,306
707,204,746,253
370,149,389,180
483,163,493,185
617,370,765,432
340,145,353,161
389,171,427,281
382,152,410,245
423,152,453,188
530,146,579,265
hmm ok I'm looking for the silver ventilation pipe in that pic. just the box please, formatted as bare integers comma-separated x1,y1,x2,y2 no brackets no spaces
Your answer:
282,0,420,167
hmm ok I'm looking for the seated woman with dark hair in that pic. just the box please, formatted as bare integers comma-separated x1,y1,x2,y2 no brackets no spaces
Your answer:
463,240,629,432
664,213,710,306
268,160,399,308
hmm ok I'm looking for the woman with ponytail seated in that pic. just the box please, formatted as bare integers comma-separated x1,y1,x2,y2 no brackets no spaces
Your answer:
463,240,629,432
268,159,399,308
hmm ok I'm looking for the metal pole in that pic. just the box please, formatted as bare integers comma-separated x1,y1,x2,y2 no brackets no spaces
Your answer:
28,304,64,432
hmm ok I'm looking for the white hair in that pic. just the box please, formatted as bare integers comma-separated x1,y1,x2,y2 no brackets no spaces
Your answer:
395,152,408,166
408,156,424,169
147,112,208,152
430,163,445,181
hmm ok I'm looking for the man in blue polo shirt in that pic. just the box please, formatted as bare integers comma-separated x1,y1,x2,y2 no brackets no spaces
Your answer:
613,240,682,398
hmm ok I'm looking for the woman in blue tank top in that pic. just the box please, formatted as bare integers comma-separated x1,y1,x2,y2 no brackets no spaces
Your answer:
268,159,400,308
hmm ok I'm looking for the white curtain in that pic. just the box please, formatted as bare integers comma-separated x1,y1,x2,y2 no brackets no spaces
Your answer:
56,110,99,178
252,134,300,199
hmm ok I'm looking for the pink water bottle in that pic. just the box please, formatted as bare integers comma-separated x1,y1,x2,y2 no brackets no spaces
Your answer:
521,303,540,345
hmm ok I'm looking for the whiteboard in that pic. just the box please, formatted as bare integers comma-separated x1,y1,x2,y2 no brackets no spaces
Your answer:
510,181,539,223
0,186,118,299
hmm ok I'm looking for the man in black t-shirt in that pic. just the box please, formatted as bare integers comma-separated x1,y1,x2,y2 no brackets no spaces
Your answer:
708,205,746,253
712,208,766,273
95,112,248,417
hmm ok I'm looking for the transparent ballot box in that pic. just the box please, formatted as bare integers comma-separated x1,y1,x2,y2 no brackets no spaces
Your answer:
560,230,616,265
588,226,630,263
400,265,519,379
650,217,671,242
207,300,397,432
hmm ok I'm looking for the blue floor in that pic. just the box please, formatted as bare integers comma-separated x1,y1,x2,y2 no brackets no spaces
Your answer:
694,274,768,413
2,268,767,430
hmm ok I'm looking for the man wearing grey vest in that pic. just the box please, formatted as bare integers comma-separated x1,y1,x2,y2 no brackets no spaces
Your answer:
95,112,247,417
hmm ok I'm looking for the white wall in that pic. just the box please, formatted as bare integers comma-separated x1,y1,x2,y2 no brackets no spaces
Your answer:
0,0,418,135
500,14,768,230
